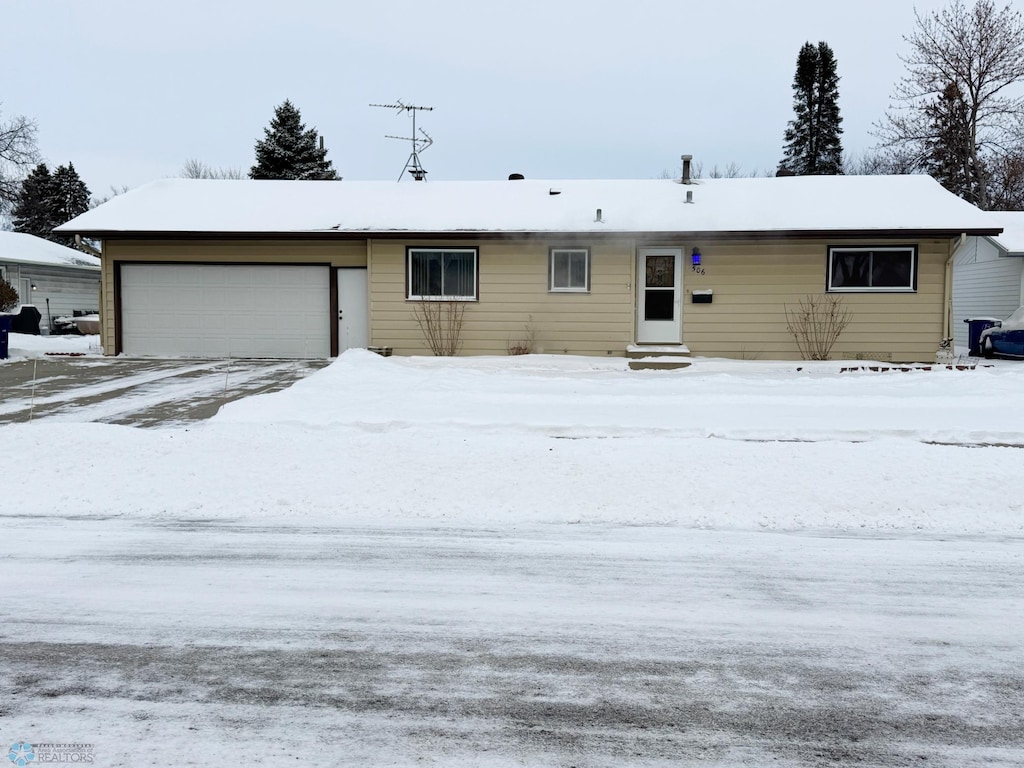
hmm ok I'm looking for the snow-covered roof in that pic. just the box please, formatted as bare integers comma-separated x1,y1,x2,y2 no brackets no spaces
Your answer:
56,174,1000,237
0,231,101,270
988,212,1024,254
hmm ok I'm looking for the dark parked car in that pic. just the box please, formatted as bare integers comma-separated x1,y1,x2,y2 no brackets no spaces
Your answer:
981,306,1024,359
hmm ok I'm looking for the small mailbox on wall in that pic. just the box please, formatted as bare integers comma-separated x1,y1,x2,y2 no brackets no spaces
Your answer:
692,289,713,304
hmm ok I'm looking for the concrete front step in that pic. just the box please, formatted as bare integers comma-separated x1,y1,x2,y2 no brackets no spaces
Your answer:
626,344,692,370
625,344,691,359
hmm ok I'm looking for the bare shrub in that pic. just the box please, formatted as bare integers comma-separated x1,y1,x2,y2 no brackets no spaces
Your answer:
785,294,852,360
412,301,465,356
507,317,536,356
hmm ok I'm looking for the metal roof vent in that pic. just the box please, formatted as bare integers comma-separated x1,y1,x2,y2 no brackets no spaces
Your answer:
508,173,525,180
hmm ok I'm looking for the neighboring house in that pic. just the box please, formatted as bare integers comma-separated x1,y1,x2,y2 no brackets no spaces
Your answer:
952,212,1024,351
55,172,997,362
0,231,101,334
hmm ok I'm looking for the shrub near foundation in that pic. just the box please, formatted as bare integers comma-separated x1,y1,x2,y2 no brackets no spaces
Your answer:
0,276,19,313
785,294,852,360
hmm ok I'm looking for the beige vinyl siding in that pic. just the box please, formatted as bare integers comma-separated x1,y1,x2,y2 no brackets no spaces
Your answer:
100,238,368,355
96,234,954,362
369,239,635,356
679,238,950,362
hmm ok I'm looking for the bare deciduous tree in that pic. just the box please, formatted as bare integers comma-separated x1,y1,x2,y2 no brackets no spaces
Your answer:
90,184,131,208
180,158,243,180
986,151,1024,209
874,0,1024,209
844,148,920,176
0,106,39,213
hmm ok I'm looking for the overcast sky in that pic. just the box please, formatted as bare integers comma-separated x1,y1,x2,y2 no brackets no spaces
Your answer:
2,0,987,197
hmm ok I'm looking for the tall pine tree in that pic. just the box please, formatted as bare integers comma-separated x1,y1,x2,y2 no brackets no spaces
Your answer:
11,163,54,239
11,162,91,246
779,42,844,175
51,162,91,234
924,82,984,205
249,100,339,180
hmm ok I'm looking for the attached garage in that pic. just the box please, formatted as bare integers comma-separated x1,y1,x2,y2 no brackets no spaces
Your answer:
119,263,331,358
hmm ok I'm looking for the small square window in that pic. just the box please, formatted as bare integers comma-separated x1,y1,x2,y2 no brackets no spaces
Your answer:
827,247,916,292
549,248,590,292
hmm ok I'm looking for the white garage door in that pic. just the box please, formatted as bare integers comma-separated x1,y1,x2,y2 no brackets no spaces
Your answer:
121,264,331,358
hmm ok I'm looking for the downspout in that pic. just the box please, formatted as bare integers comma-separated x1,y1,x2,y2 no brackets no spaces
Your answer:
944,234,966,344
75,235,102,258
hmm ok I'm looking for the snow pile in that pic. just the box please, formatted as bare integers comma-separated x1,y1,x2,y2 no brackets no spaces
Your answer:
1,331,101,360
3,349,1023,535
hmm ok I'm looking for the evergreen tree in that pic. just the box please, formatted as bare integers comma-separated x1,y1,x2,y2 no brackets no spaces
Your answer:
11,163,54,239
923,82,984,204
779,42,844,175
11,162,91,246
50,163,91,244
249,100,339,180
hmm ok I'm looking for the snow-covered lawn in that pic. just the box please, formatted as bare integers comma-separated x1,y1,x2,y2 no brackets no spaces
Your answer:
1,345,1022,765
5,347,1023,533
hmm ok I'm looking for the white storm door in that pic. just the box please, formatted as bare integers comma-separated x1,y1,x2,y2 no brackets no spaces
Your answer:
636,248,682,343
337,268,368,352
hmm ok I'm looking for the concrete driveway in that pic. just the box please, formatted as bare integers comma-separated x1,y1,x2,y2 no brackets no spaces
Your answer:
0,357,330,428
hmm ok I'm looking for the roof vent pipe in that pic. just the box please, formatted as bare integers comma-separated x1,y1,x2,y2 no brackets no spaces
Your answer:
681,154,693,184
685,190,694,204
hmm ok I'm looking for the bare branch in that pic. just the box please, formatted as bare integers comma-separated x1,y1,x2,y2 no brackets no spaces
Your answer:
180,158,243,179
0,107,40,212
874,0,1024,208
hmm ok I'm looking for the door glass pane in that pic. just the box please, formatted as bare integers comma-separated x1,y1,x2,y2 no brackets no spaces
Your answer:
645,290,674,321
646,256,674,288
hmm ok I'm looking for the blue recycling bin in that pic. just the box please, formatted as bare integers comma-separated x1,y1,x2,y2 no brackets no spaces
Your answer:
0,314,12,360
964,317,1000,357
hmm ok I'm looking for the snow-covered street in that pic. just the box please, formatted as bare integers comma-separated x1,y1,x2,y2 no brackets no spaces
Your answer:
1,348,1023,765
2,517,1021,767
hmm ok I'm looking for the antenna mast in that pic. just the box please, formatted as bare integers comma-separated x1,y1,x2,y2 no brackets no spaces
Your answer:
370,100,434,181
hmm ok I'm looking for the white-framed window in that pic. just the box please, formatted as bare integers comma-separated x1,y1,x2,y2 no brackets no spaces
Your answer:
407,247,478,300
549,248,590,292
827,246,917,292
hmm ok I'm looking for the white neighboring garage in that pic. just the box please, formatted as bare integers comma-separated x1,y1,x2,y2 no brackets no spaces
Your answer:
120,264,330,358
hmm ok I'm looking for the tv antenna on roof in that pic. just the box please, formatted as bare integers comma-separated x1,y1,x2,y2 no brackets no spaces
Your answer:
370,100,434,181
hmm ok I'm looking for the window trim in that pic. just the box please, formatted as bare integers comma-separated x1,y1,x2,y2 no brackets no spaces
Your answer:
548,247,591,293
406,246,479,301
826,245,918,293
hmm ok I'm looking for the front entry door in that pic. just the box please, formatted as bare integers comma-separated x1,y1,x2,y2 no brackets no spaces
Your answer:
337,268,368,352
636,248,682,343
